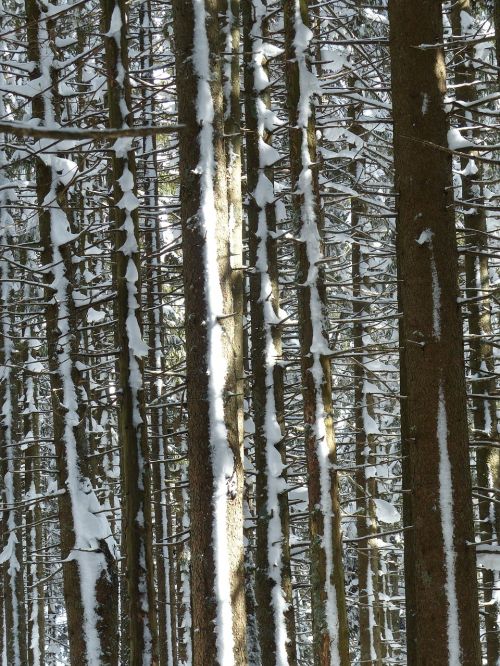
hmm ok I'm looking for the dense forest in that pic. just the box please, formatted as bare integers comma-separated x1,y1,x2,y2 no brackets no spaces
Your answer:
0,0,498,664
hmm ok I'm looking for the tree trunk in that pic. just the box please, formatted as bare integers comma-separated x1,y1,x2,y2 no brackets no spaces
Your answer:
451,4,499,663
0,176,27,666
172,0,247,663
388,1,481,663
351,182,383,665
101,0,159,662
21,330,45,666
283,1,350,664
243,0,297,662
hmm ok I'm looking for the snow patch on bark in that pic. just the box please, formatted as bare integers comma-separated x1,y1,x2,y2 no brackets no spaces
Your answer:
192,1,235,662
437,383,460,665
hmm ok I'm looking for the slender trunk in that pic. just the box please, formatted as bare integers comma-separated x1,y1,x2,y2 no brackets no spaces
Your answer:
243,1,297,662
451,4,500,663
0,171,27,666
101,1,159,662
388,1,481,663
351,192,383,665
172,0,247,662
22,330,45,666
283,1,350,664
174,456,192,666
494,0,500,84
138,2,177,663
348,63,384,663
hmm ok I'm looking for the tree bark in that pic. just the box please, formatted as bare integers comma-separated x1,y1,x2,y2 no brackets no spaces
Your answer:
101,0,159,662
451,4,499,663
388,1,481,663
283,1,350,664
243,0,297,662
172,0,247,663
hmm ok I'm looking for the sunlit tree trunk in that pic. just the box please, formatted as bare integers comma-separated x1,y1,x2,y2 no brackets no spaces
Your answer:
284,1,350,663
172,0,247,662
243,0,297,662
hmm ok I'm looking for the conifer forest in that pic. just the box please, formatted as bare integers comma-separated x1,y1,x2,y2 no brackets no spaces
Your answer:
0,0,499,664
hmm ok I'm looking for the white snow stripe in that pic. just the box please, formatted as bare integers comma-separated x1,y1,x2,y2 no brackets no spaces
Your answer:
437,382,461,665
192,1,235,663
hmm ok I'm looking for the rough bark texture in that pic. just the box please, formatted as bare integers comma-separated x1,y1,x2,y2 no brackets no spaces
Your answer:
220,1,248,658
243,1,297,662
101,0,158,662
284,1,350,664
172,0,246,663
388,2,481,663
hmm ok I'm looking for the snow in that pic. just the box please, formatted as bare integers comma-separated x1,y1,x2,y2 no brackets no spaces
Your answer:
373,499,400,524
106,5,122,38
437,383,460,665
87,307,105,323
192,0,236,661
292,1,341,661
421,93,429,115
447,128,474,151
430,251,441,339
476,546,500,571
416,228,433,245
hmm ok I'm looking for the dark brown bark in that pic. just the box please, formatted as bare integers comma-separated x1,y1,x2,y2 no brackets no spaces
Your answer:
388,1,481,663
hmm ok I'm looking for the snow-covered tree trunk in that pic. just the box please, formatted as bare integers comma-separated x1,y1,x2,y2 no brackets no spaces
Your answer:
23,385,45,666
494,1,500,85
20,306,45,666
137,2,176,664
388,1,481,663
349,77,384,666
243,0,297,662
283,1,350,664
0,156,27,666
26,1,120,663
101,0,158,662
172,0,247,662
175,456,192,666
352,199,383,666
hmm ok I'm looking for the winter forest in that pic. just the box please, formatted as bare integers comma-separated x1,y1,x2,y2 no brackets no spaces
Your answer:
0,0,499,664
